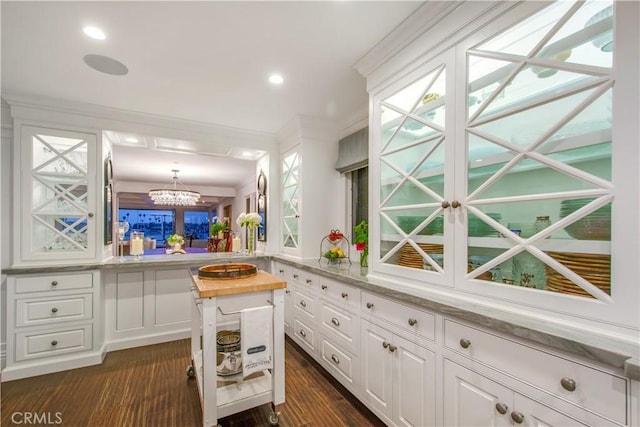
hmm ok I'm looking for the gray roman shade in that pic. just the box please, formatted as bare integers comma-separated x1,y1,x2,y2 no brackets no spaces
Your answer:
335,127,369,173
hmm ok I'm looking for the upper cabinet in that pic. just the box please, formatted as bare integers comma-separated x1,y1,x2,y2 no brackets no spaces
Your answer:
368,1,639,332
281,148,301,253
14,124,99,264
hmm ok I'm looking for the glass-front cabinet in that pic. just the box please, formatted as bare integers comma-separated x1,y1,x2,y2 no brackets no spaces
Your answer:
16,125,98,263
371,0,636,326
281,149,300,252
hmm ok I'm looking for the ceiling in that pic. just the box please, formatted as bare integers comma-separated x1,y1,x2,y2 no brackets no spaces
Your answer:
1,1,423,194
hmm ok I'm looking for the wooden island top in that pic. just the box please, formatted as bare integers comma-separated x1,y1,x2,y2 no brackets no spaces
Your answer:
189,267,286,298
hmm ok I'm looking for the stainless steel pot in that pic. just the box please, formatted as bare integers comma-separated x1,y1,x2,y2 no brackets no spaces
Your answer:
216,330,242,376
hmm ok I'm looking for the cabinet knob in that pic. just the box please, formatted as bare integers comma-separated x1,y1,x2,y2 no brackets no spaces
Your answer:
388,345,397,352
299,300,307,307
51,281,58,287
382,341,389,349
331,318,340,327
408,318,417,326
459,338,471,349
88,212,94,218
306,279,312,284
321,285,328,290
495,403,508,415
510,411,525,424
293,274,299,279
51,340,58,346
441,201,450,209
279,269,284,274
341,292,348,298
451,200,461,208
285,290,290,294
366,302,374,309
560,377,576,392
299,329,306,338
331,354,340,364
51,307,58,313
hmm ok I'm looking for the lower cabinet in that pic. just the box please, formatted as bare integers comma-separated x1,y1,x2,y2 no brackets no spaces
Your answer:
361,319,436,427
443,359,614,427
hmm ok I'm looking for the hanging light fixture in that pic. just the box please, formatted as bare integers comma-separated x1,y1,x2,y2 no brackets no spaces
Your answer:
149,169,201,206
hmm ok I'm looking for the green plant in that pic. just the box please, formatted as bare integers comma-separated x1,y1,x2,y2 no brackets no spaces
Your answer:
210,222,227,236
353,220,368,251
167,234,184,245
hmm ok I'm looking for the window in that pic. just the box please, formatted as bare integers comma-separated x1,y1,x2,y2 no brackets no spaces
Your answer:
184,211,209,239
118,209,175,243
351,166,369,231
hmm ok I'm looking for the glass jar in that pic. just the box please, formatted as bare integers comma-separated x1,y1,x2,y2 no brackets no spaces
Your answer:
512,251,546,289
535,215,552,237
130,231,144,259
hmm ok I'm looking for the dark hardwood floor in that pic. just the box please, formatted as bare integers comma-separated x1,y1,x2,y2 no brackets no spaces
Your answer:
1,337,385,427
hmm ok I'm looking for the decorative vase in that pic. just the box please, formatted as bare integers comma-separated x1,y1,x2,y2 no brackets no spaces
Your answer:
360,248,368,268
247,226,255,255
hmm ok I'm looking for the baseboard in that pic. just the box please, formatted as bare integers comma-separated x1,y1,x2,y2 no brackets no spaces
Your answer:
1,349,105,382
1,341,6,371
105,329,191,352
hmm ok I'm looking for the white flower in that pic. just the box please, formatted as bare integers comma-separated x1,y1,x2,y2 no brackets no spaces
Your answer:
236,211,262,228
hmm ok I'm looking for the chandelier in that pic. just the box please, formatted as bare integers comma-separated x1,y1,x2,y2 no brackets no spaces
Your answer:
148,169,201,206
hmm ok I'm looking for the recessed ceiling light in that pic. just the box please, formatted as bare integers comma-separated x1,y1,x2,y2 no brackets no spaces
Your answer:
242,151,253,157
83,26,106,40
268,74,284,85
84,54,128,76
125,137,139,143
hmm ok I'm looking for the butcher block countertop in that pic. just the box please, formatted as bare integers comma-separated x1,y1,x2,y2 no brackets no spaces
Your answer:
189,267,286,298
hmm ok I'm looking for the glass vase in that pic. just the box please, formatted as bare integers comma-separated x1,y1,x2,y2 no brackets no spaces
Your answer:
247,226,255,256
360,248,368,268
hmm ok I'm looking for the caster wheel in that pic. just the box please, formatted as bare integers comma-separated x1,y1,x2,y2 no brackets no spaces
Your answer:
186,365,195,378
268,411,279,425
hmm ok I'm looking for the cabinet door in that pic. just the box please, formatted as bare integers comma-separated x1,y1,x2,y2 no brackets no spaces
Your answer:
281,149,300,253
360,320,393,421
19,125,97,262
443,360,512,427
392,334,436,427
513,393,588,427
284,287,292,335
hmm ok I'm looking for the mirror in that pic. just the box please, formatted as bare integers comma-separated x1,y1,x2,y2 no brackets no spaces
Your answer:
257,170,267,241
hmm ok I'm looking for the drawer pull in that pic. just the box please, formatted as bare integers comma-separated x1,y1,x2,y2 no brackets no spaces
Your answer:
382,341,389,349
408,318,417,326
341,292,348,298
306,279,312,284
293,274,299,279
279,269,284,274
299,329,306,338
285,290,290,294
510,411,524,424
459,338,471,349
561,377,576,392
51,281,58,287
51,340,58,346
388,345,397,352
366,302,374,309
495,403,508,415
331,354,340,364
321,285,328,290
299,300,307,308
51,307,58,313
331,318,340,327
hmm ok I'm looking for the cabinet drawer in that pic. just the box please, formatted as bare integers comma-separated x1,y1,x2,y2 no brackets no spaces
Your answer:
15,273,94,293
15,324,92,361
444,319,627,424
319,279,360,311
16,294,93,327
320,336,357,386
292,287,316,320
293,318,315,353
320,302,358,352
362,291,435,341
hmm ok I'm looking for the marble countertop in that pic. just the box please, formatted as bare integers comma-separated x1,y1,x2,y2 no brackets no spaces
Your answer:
3,252,638,380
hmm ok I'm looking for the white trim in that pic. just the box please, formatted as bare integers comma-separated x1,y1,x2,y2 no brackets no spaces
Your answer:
105,329,190,352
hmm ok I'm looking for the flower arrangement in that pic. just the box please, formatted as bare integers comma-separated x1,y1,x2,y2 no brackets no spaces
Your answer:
353,220,368,267
167,234,184,250
237,212,262,255
210,221,227,236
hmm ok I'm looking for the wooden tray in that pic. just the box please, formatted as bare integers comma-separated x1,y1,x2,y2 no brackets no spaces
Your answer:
198,263,258,279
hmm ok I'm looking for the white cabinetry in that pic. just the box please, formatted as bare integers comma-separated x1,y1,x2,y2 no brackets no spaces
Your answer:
366,0,639,335
103,267,191,351
3,271,103,381
360,292,436,426
443,319,627,426
13,124,100,265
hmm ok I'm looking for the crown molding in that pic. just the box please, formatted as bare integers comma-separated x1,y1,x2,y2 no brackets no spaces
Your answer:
1,91,277,150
